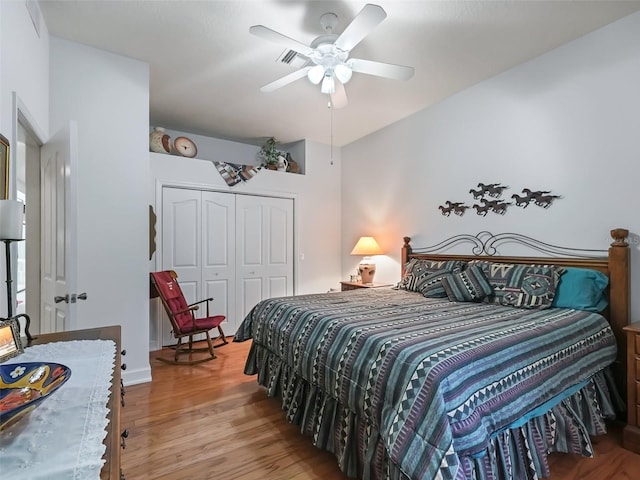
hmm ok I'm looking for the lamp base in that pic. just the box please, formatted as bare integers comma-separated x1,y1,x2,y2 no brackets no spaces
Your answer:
358,263,376,284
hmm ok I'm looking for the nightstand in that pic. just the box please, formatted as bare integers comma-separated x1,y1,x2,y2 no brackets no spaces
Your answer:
623,322,640,454
340,281,393,291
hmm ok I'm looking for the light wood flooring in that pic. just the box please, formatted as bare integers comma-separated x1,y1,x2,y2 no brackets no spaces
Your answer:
121,339,640,480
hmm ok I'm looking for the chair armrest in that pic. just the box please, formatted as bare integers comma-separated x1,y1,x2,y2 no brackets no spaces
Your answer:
174,305,199,315
188,298,214,316
188,298,213,307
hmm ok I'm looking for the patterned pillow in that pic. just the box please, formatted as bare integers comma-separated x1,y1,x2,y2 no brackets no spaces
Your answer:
417,269,454,298
398,259,466,292
441,265,494,302
470,261,565,309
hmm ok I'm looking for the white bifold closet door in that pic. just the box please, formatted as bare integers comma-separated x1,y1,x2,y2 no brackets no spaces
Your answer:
161,187,293,346
235,194,294,325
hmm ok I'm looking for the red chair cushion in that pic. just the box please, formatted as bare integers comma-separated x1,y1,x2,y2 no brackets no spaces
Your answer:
152,272,226,335
194,315,226,330
151,271,195,333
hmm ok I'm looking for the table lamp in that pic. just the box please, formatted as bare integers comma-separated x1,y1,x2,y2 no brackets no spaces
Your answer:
0,199,32,340
350,236,383,284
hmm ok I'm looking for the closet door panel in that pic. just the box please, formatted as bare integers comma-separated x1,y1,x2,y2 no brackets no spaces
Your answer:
162,187,202,346
268,277,288,298
238,203,263,266
238,277,263,323
236,195,294,323
204,279,229,323
163,189,200,275
268,205,289,266
202,191,236,333
264,199,294,298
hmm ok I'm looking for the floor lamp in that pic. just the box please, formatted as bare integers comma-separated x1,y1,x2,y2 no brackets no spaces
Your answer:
0,199,32,341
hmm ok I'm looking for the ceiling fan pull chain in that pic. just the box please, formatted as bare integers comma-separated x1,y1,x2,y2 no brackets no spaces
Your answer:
329,102,334,166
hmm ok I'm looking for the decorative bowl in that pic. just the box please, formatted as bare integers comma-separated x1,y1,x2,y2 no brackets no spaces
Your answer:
0,362,71,430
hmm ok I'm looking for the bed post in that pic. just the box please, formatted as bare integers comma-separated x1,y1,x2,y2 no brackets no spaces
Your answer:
401,237,412,277
608,228,630,397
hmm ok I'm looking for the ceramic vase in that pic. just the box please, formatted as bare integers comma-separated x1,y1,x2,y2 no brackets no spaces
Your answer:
149,127,172,154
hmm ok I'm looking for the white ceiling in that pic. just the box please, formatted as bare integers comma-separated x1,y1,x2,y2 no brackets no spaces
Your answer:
38,0,640,147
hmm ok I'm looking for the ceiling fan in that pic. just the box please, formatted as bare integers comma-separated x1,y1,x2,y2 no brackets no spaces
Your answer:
249,3,414,108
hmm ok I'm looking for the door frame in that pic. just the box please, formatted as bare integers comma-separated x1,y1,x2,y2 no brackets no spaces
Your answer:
10,93,46,332
149,178,299,351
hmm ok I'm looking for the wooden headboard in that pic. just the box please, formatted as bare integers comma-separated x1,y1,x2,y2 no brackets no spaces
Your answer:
401,228,630,393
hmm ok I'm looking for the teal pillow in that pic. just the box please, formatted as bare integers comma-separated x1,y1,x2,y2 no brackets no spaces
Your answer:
551,267,609,312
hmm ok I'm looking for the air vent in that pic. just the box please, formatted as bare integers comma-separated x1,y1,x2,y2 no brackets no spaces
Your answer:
276,49,308,69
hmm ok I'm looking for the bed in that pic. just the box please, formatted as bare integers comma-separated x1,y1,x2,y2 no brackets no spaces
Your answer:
234,229,630,480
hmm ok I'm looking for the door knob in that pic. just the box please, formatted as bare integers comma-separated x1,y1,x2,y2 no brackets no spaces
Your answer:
54,294,70,304
69,293,88,303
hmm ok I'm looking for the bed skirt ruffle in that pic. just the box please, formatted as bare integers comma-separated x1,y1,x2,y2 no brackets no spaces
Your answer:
244,341,620,480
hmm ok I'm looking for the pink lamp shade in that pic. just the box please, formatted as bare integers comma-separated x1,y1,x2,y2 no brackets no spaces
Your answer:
350,236,383,284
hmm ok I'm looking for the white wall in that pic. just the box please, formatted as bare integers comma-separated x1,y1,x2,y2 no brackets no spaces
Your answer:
0,1,49,138
342,11,640,320
0,1,50,318
49,38,151,385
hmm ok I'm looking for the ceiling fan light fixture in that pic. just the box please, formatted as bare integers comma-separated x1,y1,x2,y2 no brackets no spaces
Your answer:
307,65,325,85
334,63,352,84
321,74,335,94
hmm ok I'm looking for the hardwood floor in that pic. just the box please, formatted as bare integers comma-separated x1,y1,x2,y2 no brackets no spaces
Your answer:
121,339,640,480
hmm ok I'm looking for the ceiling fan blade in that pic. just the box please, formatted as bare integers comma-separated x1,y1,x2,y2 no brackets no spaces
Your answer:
334,4,387,52
260,66,312,92
249,25,314,57
330,81,348,109
349,58,414,80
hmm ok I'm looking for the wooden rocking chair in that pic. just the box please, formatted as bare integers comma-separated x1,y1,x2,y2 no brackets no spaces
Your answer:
150,270,228,364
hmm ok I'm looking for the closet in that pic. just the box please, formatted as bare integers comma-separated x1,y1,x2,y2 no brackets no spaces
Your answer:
160,187,294,345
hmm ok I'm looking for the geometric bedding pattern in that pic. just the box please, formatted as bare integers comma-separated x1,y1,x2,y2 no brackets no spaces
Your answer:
235,288,617,480
470,261,565,309
440,265,494,302
397,259,465,292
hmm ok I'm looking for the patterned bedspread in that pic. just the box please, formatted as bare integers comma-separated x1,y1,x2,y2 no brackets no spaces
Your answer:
235,288,617,480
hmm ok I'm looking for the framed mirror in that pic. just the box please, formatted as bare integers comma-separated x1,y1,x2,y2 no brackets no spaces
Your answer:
0,133,8,200
0,319,24,362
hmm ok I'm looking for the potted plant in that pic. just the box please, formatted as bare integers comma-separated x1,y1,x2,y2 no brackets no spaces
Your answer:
258,137,284,170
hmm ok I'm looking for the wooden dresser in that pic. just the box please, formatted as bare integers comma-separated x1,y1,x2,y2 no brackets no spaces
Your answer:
29,325,126,479
623,322,640,454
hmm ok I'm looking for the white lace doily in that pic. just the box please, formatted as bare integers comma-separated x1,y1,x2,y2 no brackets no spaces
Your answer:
0,339,116,479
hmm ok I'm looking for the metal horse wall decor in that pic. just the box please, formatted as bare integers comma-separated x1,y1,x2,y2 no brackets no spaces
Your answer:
438,183,562,217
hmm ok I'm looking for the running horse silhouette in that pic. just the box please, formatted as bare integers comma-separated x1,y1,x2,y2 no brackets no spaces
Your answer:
518,189,560,208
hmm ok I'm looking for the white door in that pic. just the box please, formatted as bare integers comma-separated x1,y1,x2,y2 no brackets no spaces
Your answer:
161,189,237,343
236,195,294,325
202,191,236,333
40,122,78,333
161,187,201,346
